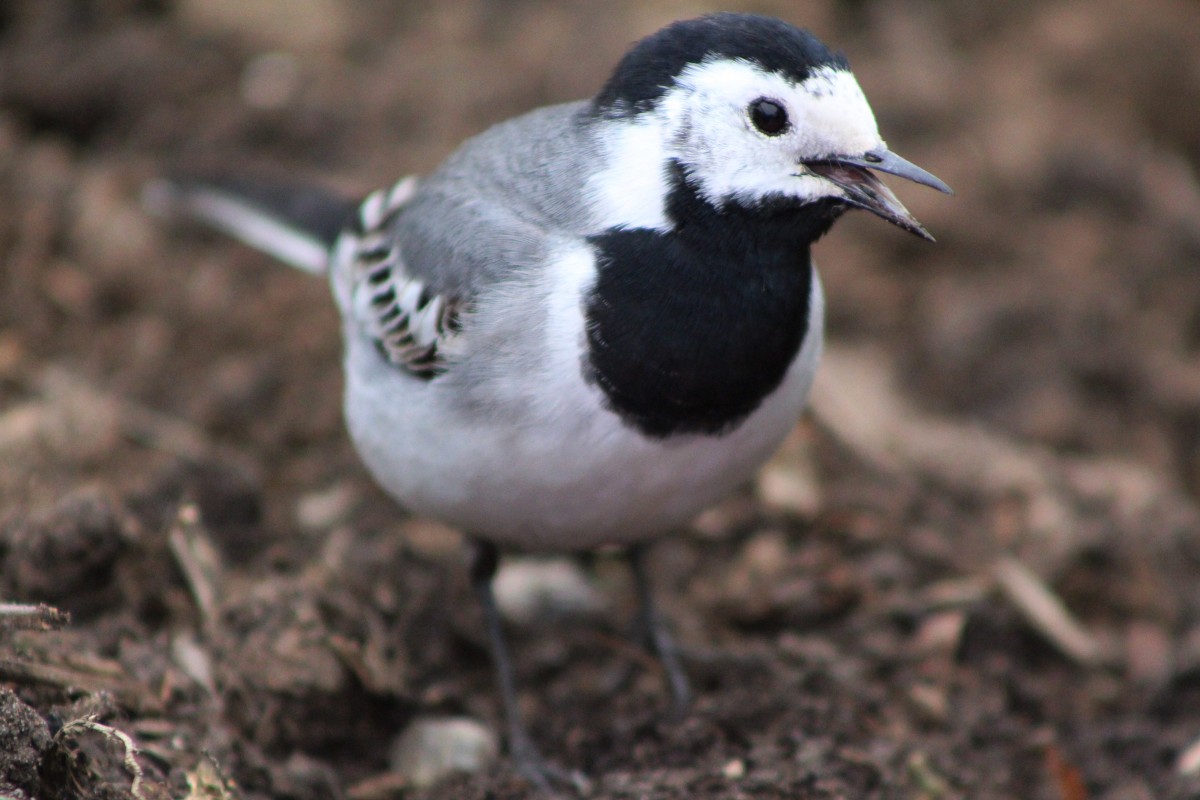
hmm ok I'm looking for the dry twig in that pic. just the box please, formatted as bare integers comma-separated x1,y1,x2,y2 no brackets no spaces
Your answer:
55,714,146,800
0,602,69,632
0,657,158,713
345,771,410,800
167,503,223,633
993,556,1111,668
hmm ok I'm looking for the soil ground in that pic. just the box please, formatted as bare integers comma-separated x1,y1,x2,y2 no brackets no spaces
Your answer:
3,1,1200,798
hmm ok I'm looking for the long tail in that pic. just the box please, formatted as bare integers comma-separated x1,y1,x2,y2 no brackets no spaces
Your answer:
143,174,359,274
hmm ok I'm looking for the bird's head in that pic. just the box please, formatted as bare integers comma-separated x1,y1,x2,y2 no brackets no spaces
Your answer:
588,13,951,239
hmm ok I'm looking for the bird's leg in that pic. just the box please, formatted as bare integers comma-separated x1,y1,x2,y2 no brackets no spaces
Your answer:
467,539,583,793
627,543,692,717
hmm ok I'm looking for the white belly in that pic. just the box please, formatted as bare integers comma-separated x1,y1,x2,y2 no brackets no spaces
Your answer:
341,270,824,551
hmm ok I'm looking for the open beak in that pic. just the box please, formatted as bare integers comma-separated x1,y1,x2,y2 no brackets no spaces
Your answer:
804,148,953,241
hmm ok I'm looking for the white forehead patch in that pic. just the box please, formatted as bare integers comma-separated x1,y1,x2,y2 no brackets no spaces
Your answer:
793,67,882,159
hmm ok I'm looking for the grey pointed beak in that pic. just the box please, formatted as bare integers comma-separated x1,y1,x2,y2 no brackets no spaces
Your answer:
804,147,952,241
842,149,954,195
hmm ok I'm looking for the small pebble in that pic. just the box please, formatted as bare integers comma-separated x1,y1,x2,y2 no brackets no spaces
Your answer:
1178,735,1200,775
171,632,216,694
493,557,603,624
913,610,967,656
295,482,357,530
756,460,821,517
399,518,463,560
389,717,499,788
907,682,948,724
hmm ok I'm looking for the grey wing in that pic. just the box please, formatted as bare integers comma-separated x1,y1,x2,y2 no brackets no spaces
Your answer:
333,101,600,378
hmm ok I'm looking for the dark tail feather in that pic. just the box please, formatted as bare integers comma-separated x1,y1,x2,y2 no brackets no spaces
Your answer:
143,173,359,274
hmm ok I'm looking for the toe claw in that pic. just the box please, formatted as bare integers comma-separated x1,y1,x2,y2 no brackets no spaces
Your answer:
509,731,591,795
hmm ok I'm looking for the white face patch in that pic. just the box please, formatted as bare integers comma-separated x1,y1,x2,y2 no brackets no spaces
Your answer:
597,59,886,212
585,116,673,232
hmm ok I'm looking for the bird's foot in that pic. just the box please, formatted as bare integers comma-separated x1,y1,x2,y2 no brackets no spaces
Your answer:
509,728,591,796
628,545,693,718
628,611,692,719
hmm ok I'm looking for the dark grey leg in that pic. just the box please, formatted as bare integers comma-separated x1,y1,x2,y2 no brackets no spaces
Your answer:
628,544,692,717
467,540,582,793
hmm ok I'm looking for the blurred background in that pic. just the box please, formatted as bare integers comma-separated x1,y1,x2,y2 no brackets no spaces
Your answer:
2,1,1200,799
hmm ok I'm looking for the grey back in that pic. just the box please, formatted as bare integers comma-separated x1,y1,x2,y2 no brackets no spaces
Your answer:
389,100,604,299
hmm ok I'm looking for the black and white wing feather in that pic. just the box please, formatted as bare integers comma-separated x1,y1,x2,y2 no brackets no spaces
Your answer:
334,178,464,378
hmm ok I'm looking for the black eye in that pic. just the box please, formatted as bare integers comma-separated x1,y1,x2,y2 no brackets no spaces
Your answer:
749,98,788,136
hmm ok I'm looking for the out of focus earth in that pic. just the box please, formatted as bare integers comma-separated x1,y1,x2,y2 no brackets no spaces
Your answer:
3,1,1200,798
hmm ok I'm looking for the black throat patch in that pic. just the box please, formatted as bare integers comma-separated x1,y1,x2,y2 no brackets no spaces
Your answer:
583,164,842,438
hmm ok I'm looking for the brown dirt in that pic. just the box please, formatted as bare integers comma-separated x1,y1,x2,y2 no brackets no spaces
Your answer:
3,1,1200,798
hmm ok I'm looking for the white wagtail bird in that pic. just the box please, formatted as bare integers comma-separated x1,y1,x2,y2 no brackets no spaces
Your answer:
149,12,950,790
